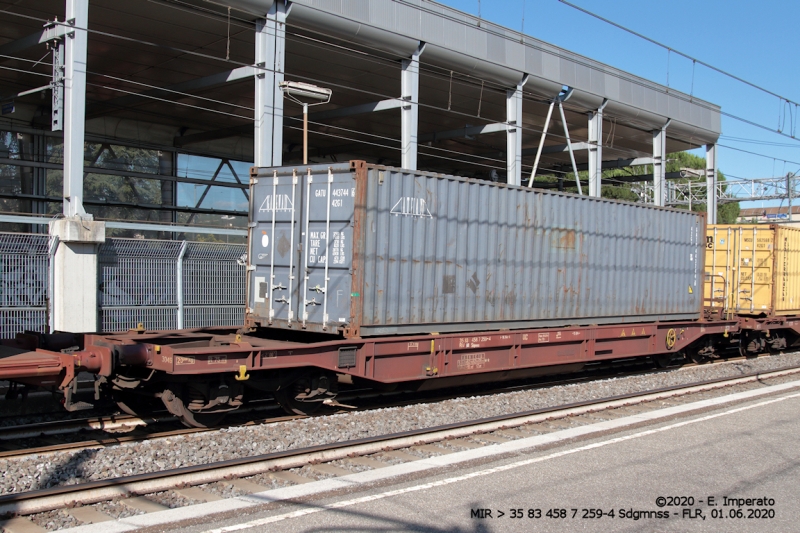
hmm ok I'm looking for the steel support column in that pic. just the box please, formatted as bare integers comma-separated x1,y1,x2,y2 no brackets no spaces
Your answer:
587,100,608,197
706,143,717,224
62,0,89,217
401,44,425,170
506,77,527,186
254,2,286,168
652,120,670,207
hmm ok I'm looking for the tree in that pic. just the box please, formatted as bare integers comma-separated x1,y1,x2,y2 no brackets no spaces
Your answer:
664,151,740,224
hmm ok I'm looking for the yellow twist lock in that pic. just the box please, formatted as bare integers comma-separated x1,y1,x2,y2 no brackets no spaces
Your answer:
235,365,250,381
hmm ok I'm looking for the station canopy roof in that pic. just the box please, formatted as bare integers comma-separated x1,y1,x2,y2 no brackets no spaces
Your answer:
0,0,721,180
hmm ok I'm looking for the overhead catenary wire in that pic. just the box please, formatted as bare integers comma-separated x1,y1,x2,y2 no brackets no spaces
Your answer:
717,144,800,168
559,0,800,111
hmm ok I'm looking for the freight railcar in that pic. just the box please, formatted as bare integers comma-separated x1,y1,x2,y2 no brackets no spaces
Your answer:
1,164,799,427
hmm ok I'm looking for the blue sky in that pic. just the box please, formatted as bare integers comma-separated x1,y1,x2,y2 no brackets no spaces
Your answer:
440,0,800,207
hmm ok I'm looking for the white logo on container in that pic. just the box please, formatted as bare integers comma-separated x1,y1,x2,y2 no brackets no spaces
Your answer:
259,194,293,212
391,197,433,218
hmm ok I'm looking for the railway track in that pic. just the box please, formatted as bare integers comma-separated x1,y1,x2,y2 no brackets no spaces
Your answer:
0,353,774,460
2,363,800,526
0,354,753,460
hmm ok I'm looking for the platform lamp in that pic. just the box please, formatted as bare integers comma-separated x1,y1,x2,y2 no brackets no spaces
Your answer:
279,81,332,165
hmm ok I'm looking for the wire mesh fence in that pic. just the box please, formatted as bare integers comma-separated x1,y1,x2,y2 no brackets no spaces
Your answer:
0,234,245,337
99,238,246,332
0,233,53,338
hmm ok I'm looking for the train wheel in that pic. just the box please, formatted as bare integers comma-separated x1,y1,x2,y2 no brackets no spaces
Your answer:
653,354,674,368
113,390,160,418
179,408,227,428
161,388,227,428
274,372,336,416
274,385,323,416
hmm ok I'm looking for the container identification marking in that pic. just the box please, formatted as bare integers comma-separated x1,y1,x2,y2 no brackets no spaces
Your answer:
457,353,490,370
458,336,491,348
308,231,347,265
175,356,196,365
208,355,227,365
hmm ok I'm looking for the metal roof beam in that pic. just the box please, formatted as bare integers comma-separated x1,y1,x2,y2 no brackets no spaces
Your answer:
573,156,653,171
174,124,251,147
419,123,507,143
87,66,255,117
310,99,403,121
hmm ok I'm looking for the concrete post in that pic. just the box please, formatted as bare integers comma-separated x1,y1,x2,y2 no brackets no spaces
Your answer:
401,44,425,170
49,219,105,333
706,143,717,224
254,2,286,168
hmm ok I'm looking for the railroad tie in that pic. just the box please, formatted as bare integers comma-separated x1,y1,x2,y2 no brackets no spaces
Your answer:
173,487,223,502
447,438,483,449
308,463,353,477
496,428,532,439
538,418,575,431
380,450,422,462
268,471,315,484
120,497,171,513
411,444,454,455
223,479,272,493
0,517,47,533
473,433,510,443
345,456,389,469
67,507,114,524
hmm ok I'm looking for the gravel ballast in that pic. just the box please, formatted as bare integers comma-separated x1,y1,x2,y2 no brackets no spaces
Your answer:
2,353,800,496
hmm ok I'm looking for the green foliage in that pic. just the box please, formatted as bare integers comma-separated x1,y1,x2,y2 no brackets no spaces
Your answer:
528,150,739,221
665,151,740,223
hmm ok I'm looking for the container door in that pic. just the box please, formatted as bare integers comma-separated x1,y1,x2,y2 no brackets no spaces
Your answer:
249,170,299,325
774,225,800,315
297,167,355,333
739,226,774,314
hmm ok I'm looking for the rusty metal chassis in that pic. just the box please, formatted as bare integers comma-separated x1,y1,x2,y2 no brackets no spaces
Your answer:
88,320,749,385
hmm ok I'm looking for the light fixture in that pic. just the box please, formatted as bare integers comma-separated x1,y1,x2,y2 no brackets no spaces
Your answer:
279,81,332,165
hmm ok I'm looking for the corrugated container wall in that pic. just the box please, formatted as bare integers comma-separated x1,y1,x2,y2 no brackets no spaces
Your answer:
247,162,704,338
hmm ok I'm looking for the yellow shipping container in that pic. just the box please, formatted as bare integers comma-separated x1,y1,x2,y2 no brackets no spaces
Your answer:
773,225,800,315
705,224,800,317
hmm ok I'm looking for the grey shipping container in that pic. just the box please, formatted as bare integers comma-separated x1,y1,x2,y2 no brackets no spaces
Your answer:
246,161,704,338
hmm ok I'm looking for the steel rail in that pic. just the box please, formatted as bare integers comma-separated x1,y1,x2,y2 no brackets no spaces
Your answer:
1,365,799,516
